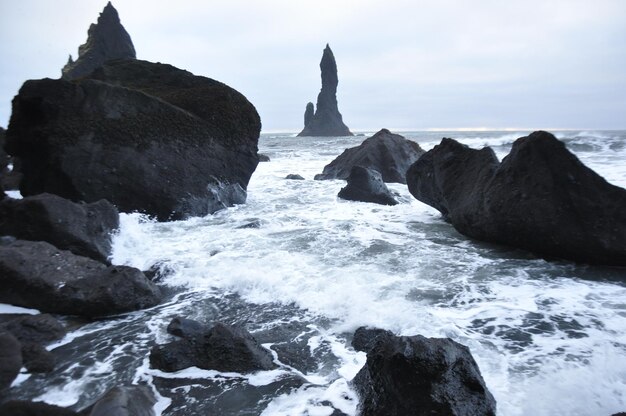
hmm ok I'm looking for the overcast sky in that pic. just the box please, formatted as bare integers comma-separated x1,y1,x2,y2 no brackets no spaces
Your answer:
1,0,625,131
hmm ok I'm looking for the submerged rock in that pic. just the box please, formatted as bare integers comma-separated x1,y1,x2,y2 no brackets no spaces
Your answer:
62,2,136,80
87,386,156,416
338,166,398,205
0,240,161,317
150,320,276,373
352,327,496,416
258,153,271,162
0,332,22,390
315,129,424,183
0,193,118,263
298,44,352,137
285,174,305,180
407,131,626,266
7,59,260,221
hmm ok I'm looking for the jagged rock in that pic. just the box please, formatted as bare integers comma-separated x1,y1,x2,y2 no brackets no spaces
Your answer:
352,327,394,353
285,174,305,180
7,58,261,221
0,332,22,390
166,316,210,339
62,2,136,80
150,320,276,373
0,400,77,416
407,131,626,266
0,193,118,263
298,45,352,137
0,240,161,317
258,154,270,162
304,102,314,127
86,386,156,416
352,327,496,416
315,129,424,183
338,166,398,206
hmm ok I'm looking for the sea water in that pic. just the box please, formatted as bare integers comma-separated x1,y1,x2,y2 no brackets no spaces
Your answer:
5,131,626,415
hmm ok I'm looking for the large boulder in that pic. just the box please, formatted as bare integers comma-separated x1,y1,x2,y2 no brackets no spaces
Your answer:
150,319,276,373
0,240,161,317
338,166,398,205
407,131,626,266
352,327,496,416
298,45,352,137
0,332,22,390
6,59,260,220
62,2,136,80
86,386,156,416
315,129,424,183
0,193,118,263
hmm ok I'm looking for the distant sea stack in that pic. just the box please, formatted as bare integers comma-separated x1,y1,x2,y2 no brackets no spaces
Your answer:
62,2,136,80
298,44,352,137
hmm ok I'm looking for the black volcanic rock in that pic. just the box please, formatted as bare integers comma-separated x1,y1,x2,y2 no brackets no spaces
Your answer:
298,45,352,137
0,332,22,390
62,2,136,80
87,386,156,416
0,193,118,263
0,127,7,173
407,131,626,266
338,166,398,205
150,320,276,373
0,400,78,416
352,327,496,416
315,129,424,183
7,59,261,221
0,240,161,317
285,174,305,180
304,102,314,127
0,314,66,345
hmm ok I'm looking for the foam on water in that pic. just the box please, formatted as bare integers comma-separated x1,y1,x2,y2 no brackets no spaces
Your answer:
9,131,625,415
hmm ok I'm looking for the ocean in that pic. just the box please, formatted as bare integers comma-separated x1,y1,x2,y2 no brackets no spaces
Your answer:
6,130,626,415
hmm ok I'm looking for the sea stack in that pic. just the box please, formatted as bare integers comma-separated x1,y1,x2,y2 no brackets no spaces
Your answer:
298,44,352,137
62,2,136,80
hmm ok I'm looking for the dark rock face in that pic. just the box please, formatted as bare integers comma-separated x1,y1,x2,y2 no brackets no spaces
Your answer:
407,131,626,266
258,153,271,162
87,386,156,416
304,102,314,127
0,193,118,263
0,332,22,390
285,174,305,180
0,240,161,317
7,59,261,221
150,319,276,373
0,314,66,344
21,343,55,373
0,400,77,416
338,166,398,206
315,129,424,183
298,45,352,137
0,126,7,173
352,327,496,416
62,2,136,80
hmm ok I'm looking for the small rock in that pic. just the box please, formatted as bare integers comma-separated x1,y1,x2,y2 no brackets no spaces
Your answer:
338,166,398,206
285,174,305,180
0,332,22,390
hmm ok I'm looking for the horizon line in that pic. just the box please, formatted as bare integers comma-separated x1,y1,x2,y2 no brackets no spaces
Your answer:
260,127,625,134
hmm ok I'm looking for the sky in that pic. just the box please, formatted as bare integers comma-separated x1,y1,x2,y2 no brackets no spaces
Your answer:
1,0,625,132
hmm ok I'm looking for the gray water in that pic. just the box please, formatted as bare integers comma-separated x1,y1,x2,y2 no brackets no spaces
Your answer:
5,130,626,415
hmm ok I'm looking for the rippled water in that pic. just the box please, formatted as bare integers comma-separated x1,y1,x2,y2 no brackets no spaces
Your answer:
6,130,626,415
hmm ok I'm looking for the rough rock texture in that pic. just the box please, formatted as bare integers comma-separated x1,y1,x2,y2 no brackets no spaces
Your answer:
0,332,22,390
87,386,156,416
0,240,161,317
0,126,7,173
315,129,424,183
406,131,626,266
352,327,496,416
7,59,261,221
297,45,352,137
62,2,136,80
0,400,77,416
0,193,118,263
338,166,398,205
21,343,55,373
150,320,276,373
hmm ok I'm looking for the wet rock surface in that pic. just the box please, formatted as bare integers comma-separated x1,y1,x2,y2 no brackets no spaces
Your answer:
338,166,398,206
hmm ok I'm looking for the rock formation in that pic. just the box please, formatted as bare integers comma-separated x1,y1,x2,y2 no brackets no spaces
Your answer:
62,2,136,80
0,240,161,317
0,332,22,390
298,45,352,137
315,129,424,183
7,59,261,221
338,166,398,205
351,327,496,416
406,131,626,266
0,193,118,263
150,319,276,373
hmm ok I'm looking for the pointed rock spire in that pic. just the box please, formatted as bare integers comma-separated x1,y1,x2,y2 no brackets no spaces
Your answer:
304,102,314,127
298,44,352,137
61,2,136,80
